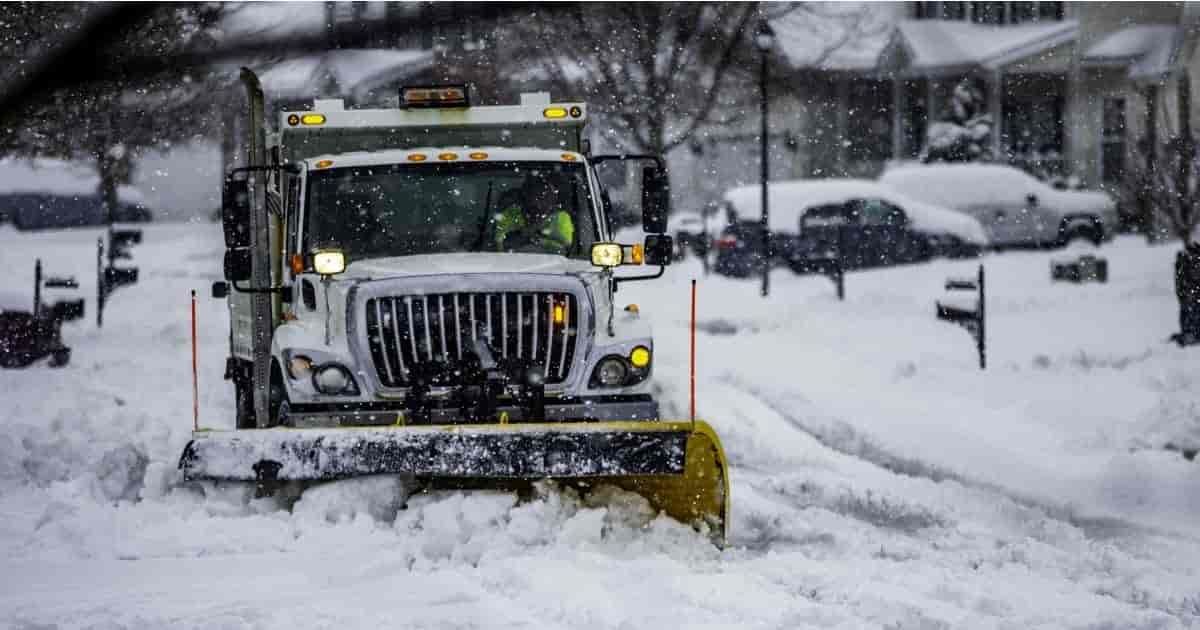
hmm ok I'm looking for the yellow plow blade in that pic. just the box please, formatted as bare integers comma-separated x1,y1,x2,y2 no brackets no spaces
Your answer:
181,420,730,546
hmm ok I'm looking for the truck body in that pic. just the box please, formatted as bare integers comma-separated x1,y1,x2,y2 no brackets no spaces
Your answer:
182,81,730,545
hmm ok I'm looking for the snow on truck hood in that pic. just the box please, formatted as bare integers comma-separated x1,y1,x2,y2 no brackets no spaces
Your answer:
344,252,594,279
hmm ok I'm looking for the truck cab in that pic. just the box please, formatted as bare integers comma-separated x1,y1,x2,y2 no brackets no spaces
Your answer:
220,86,673,429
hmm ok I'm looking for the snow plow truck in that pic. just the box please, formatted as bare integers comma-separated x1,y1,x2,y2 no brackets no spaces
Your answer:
179,71,730,545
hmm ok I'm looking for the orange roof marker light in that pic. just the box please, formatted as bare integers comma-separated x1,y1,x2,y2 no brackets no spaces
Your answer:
314,159,334,169
300,113,326,125
561,153,578,162
400,85,469,109
543,107,568,119
468,152,489,160
407,153,428,162
438,152,459,161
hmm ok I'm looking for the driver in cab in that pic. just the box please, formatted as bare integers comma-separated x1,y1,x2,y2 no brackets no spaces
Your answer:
493,176,575,256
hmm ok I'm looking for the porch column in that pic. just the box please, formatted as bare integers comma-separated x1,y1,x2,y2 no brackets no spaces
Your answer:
892,74,903,160
990,70,1003,160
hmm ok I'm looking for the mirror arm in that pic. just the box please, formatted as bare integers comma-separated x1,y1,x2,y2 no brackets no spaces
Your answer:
612,265,666,290
230,281,288,296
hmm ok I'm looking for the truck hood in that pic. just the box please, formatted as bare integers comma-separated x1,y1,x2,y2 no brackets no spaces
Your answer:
344,253,594,280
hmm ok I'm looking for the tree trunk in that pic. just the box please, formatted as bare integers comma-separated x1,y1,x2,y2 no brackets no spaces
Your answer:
1173,73,1198,345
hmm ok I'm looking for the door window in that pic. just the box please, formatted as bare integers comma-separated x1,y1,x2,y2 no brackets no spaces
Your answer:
860,199,906,226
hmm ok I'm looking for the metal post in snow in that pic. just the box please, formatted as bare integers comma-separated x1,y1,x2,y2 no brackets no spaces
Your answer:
755,19,775,298
33,259,41,318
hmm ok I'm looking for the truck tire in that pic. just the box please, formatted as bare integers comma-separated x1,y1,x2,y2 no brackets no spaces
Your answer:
267,361,289,427
234,376,256,429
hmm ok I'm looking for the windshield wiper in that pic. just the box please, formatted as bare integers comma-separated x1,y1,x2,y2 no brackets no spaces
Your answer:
473,180,494,251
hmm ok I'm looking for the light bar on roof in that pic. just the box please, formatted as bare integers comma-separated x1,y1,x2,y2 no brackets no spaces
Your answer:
400,84,469,109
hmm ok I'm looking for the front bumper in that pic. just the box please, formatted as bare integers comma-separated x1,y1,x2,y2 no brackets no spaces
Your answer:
283,395,658,428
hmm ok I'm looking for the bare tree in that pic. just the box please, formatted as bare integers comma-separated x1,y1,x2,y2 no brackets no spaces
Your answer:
0,3,228,220
498,3,758,156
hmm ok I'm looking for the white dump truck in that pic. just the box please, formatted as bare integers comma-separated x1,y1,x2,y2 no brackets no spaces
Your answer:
180,75,729,544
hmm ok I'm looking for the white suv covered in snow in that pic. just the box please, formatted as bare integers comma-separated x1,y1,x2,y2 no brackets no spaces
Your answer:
880,164,1118,248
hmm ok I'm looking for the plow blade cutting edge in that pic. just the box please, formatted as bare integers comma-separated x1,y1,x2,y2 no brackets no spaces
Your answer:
180,420,730,545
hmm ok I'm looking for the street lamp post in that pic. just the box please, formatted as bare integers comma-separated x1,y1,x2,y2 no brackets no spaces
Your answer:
755,20,775,297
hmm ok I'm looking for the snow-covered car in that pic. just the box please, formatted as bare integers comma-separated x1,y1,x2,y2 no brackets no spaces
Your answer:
670,211,708,260
880,164,1118,248
722,179,988,272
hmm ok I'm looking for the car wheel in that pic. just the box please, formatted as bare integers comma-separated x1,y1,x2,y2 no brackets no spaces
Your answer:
49,348,71,368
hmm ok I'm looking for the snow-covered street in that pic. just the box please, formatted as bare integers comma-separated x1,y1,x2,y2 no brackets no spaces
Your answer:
1,222,1197,628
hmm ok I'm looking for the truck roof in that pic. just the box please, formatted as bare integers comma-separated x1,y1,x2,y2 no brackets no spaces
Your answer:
302,147,585,170
277,93,588,161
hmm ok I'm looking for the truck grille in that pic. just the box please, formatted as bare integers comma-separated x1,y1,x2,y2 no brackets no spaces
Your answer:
364,292,579,388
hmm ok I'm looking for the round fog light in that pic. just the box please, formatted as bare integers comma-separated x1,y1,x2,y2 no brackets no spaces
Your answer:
629,346,651,369
314,365,351,394
594,357,628,387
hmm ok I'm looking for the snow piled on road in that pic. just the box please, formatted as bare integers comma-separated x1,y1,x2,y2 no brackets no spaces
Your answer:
1,223,1198,628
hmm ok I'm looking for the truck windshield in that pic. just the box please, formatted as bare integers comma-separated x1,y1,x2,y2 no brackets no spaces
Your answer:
304,161,597,262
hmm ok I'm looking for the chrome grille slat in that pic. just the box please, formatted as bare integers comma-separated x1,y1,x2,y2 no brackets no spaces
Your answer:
406,297,417,364
365,290,577,388
390,298,405,375
558,294,570,380
544,295,553,380
516,294,523,358
374,299,395,383
453,293,463,359
421,296,432,361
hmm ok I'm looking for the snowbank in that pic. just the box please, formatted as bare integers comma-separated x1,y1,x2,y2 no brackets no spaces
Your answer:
1,224,1198,628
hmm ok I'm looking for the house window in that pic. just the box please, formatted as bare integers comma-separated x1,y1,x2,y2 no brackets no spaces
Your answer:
917,1,1062,22
1010,2,1036,23
971,2,1006,24
1038,1,1064,20
846,79,893,162
1101,98,1127,184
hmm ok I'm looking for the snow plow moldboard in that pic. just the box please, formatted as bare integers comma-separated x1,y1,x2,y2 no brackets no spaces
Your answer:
180,420,729,545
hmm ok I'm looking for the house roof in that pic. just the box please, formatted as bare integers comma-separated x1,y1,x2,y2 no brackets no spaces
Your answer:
1083,24,1193,81
892,19,1078,73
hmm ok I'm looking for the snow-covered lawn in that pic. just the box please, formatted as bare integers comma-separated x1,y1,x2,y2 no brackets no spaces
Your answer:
1,223,1198,628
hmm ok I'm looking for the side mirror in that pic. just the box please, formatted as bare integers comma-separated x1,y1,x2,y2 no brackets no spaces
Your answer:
644,234,674,266
51,299,85,322
222,177,252,249
212,281,230,299
224,248,252,282
1026,193,1039,208
641,166,669,234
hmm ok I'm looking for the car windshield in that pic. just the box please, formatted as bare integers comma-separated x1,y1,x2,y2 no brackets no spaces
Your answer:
304,161,597,262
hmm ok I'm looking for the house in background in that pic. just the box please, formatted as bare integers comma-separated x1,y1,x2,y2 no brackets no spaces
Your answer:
781,1,1199,229
678,2,1198,229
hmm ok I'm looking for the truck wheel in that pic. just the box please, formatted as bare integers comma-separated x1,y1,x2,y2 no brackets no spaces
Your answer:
234,377,256,429
267,362,289,428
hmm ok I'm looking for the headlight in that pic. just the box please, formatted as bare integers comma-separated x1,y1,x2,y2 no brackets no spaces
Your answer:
592,357,628,387
313,364,358,395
